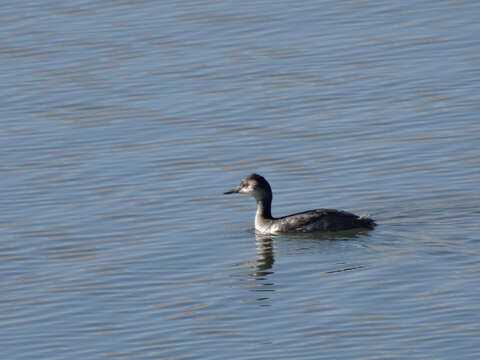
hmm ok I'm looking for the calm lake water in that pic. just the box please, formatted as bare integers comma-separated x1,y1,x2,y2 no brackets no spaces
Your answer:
2,0,480,359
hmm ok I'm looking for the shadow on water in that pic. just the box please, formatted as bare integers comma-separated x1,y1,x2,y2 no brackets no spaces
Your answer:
268,228,375,242
238,229,374,303
252,234,275,276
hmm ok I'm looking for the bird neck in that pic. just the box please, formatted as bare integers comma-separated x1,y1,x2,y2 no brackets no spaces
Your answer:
255,197,273,220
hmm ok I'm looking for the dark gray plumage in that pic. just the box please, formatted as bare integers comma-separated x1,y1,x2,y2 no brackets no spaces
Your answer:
224,173,376,234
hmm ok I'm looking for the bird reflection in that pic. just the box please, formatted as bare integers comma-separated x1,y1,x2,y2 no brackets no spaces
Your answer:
245,229,371,279
236,234,276,304
251,233,275,278
238,229,371,304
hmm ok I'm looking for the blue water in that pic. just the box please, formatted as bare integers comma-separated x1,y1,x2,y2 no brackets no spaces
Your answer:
2,0,480,359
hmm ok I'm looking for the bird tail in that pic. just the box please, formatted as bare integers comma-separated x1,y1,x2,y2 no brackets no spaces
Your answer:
358,215,377,229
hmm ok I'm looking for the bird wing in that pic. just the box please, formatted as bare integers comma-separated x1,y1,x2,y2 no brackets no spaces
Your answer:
275,209,361,232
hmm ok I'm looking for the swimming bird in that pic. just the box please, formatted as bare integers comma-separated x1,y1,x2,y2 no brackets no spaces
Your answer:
224,173,376,234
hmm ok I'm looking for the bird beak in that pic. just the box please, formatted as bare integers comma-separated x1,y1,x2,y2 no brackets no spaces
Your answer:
224,185,241,195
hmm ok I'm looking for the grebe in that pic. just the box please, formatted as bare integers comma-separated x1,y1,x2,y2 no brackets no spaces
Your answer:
224,173,376,234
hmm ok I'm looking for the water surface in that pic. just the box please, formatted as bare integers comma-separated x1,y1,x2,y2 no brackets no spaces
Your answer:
2,0,480,359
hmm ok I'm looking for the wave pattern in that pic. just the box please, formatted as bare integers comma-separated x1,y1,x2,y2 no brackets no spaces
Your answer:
1,0,480,359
